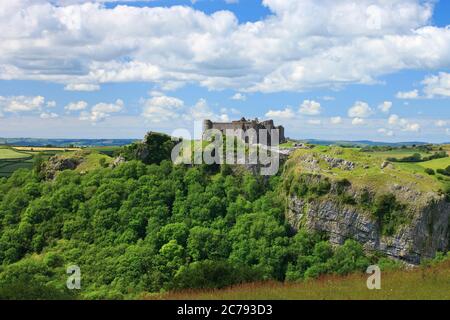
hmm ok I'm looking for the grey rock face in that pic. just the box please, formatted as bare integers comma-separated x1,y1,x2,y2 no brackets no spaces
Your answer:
111,156,126,168
286,196,450,264
321,155,355,170
42,156,80,179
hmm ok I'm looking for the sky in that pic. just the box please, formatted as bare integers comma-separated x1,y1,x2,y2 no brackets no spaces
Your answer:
0,0,449,142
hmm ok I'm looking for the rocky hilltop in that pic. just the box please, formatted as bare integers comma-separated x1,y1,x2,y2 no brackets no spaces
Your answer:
282,146,450,264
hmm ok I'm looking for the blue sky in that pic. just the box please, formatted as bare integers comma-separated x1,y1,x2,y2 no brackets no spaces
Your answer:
0,0,449,142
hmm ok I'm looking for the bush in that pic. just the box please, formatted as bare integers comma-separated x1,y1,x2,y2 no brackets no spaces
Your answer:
328,240,370,275
424,168,435,175
372,194,408,236
437,166,450,177
120,132,179,165
171,260,261,290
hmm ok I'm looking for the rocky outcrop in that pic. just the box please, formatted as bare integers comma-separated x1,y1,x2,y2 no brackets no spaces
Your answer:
41,155,81,180
286,195,450,264
321,155,355,170
110,156,126,168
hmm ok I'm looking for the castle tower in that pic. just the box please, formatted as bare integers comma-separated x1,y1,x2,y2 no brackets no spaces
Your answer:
203,119,213,132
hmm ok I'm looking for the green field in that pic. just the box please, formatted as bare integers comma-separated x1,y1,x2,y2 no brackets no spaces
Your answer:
0,146,74,178
417,157,450,170
368,150,429,159
0,147,31,159
0,147,33,178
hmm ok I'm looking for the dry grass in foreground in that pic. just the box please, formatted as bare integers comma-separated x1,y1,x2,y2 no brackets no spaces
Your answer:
146,260,450,300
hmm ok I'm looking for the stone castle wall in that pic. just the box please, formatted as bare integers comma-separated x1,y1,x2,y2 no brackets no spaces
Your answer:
203,118,286,144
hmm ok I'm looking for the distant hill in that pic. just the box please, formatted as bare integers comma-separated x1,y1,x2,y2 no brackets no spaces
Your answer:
298,139,430,147
0,138,138,147
0,136,441,148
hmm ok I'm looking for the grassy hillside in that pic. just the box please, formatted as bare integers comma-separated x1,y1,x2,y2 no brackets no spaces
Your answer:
0,138,448,300
285,146,446,199
152,257,450,300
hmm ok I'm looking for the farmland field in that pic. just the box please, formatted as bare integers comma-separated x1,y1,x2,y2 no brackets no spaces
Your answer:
0,147,31,159
13,146,80,152
0,146,66,178
0,147,33,178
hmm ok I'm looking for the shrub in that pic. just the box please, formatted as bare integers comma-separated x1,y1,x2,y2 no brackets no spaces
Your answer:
335,179,351,195
437,166,450,176
372,194,408,236
424,168,435,175
171,260,260,290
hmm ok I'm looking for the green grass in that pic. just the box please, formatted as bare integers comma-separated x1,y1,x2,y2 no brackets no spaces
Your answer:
0,146,114,178
0,147,34,177
0,147,31,159
282,146,446,211
288,146,442,192
367,150,429,159
86,146,122,156
150,259,450,300
75,152,113,172
280,140,297,148
417,157,450,170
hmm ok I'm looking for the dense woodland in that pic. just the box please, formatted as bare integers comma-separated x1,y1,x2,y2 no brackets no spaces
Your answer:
0,135,401,299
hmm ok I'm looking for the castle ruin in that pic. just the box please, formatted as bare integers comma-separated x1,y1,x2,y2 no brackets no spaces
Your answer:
203,117,286,145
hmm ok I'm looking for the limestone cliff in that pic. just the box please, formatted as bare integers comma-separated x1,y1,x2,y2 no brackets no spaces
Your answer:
283,147,450,264
286,195,449,264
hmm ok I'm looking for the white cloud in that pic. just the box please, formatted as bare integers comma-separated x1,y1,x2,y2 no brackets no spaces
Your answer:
142,95,184,123
378,128,394,137
47,101,57,108
422,72,450,98
0,1,448,92
40,112,59,119
64,83,101,92
330,116,342,124
446,128,450,136
435,120,447,127
188,98,217,121
141,95,230,124
352,117,365,125
220,107,240,115
387,114,420,132
378,101,392,113
322,96,335,101
230,93,247,101
149,90,165,97
402,122,420,132
388,114,400,125
80,99,124,122
65,101,88,111
307,119,322,125
299,100,321,115
0,96,46,113
265,107,295,119
396,89,419,99
348,101,372,118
